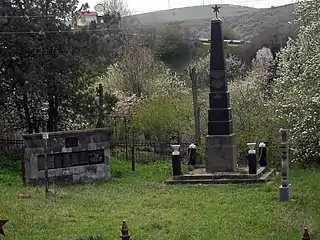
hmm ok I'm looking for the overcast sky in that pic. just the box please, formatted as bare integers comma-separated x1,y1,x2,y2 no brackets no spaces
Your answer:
79,0,295,14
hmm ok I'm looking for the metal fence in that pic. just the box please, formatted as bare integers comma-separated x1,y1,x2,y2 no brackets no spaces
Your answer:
0,137,193,163
111,141,191,163
0,138,25,154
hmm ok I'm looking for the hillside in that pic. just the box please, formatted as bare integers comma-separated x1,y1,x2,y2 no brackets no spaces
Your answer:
131,4,294,40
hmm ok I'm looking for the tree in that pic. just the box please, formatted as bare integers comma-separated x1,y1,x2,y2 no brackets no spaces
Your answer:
189,54,246,88
251,47,275,91
100,35,188,102
0,0,122,133
153,24,200,71
274,0,320,164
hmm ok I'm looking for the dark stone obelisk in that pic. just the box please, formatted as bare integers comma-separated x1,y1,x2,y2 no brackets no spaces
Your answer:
206,5,237,173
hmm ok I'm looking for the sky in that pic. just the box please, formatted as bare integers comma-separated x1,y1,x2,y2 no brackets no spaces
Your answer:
79,0,295,14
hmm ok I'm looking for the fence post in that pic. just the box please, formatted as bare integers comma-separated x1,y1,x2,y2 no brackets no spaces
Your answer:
21,155,26,186
124,117,128,161
131,145,135,172
42,133,49,197
302,228,310,240
171,145,182,178
247,143,257,174
120,220,131,240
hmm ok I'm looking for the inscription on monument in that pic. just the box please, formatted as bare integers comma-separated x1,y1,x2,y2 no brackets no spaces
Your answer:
38,149,105,170
65,137,78,148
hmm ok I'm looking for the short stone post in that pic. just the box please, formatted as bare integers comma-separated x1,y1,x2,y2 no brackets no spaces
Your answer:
187,143,197,166
171,145,182,178
258,142,267,167
302,228,310,240
120,220,130,240
279,128,292,202
247,143,257,174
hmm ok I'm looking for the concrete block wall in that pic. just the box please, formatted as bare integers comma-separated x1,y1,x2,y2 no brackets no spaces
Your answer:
22,128,112,185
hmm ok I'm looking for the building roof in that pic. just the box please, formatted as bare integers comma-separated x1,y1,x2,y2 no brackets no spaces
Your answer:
80,11,97,16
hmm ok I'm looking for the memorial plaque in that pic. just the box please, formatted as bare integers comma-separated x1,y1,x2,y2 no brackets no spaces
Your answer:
79,151,89,165
54,154,63,168
65,137,78,148
71,152,80,166
38,155,45,170
37,155,54,170
89,150,104,164
210,70,225,80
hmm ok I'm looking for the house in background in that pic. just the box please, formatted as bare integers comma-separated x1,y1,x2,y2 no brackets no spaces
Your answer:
76,11,98,27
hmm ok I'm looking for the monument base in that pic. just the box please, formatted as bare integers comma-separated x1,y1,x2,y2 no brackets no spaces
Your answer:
164,167,275,185
279,184,292,202
206,134,237,173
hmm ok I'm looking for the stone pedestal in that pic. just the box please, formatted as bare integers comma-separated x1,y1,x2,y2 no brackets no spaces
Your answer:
279,184,292,202
206,134,237,173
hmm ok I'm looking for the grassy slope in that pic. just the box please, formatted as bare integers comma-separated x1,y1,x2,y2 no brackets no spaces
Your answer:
132,4,256,25
131,4,294,39
0,159,319,240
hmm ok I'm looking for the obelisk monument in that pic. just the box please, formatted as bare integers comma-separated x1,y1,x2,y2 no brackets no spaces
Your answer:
206,5,237,173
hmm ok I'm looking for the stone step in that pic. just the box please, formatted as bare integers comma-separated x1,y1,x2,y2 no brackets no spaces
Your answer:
175,167,268,180
164,169,276,185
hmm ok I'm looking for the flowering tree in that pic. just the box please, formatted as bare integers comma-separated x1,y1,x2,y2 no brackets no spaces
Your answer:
189,53,246,88
99,35,189,116
274,0,320,164
251,47,275,91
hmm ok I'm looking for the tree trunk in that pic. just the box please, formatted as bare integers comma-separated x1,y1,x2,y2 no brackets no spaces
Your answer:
47,95,55,132
22,93,33,133
189,67,201,145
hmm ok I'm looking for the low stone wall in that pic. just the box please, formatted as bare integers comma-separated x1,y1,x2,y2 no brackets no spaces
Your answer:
22,128,112,185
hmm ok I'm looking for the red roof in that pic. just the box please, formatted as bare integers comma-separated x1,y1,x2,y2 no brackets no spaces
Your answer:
80,11,97,16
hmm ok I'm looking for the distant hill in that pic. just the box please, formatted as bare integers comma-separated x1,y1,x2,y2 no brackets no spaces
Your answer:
130,4,294,40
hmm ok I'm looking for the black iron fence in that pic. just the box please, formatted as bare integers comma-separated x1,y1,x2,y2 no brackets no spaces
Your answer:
0,138,25,154
0,137,193,163
111,141,191,163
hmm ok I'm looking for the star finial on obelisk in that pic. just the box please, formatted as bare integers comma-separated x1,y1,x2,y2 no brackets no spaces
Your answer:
212,4,221,19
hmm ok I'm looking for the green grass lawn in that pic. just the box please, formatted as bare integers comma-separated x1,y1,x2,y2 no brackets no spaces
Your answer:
0,158,319,240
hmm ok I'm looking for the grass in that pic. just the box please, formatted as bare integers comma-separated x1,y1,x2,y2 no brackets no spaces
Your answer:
0,155,320,240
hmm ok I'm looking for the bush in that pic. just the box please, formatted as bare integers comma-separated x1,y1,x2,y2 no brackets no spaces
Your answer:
132,96,194,143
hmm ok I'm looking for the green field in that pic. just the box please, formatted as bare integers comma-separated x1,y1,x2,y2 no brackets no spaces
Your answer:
0,157,319,240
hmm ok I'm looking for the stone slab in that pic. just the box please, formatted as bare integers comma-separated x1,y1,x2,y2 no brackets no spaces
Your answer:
206,134,237,172
279,184,292,202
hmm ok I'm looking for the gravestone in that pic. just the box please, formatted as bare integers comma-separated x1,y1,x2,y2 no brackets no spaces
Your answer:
23,128,112,185
206,6,237,173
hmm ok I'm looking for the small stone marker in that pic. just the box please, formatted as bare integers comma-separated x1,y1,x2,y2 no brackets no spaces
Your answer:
171,145,182,178
247,143,257,174
302,228,310,240
187,143,197,166
120,220,130,240
258,142,267,167
279,128,292,202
